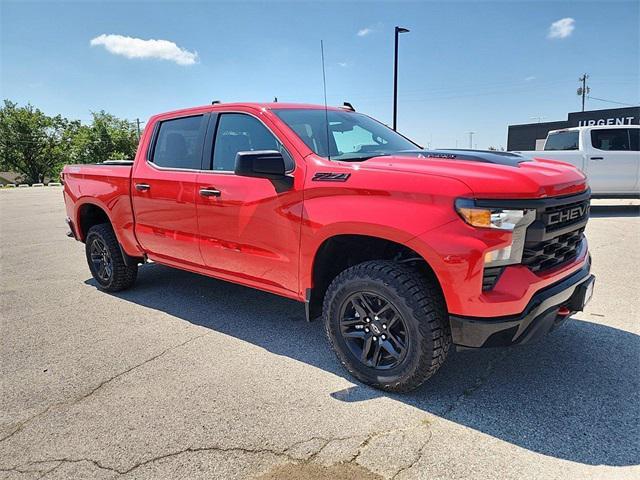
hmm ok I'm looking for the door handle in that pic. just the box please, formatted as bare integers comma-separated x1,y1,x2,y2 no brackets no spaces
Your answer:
589,157,604,161
135,183,151,191
199,188,221,197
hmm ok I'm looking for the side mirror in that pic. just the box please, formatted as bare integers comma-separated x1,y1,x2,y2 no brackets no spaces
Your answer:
234,150,286,179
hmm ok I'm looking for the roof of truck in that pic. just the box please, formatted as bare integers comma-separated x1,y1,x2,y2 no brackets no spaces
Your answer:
549,125,640,133
151,102,350,120
217,102,346,110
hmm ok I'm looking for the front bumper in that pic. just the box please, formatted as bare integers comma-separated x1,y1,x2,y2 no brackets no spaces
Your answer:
450,259,594,348
406,189,592,319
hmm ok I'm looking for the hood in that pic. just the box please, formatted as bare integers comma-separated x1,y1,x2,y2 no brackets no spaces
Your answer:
360,150,588,199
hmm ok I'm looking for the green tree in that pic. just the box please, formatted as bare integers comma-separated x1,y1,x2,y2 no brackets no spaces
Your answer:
0,101,140,183
67,111,138,164
0,100,70,183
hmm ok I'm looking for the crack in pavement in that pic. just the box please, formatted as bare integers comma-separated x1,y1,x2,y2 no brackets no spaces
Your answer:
1,458,119,478
121,444,299,475
0,332,210,446
1,343,504,479
3,435,341,477
389,431,433,480
36,462,64,480
351,423,434,479
3,445,298,478
0,461,63,478
2,422,433,479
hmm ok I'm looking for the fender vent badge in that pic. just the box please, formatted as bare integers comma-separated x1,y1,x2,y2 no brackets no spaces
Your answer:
312,172,351,182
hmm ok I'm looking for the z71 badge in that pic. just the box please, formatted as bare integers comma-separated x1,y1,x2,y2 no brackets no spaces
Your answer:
312,172,351,182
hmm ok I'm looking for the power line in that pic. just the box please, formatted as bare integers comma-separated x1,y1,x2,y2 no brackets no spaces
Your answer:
348,79,578,104
587,96,635,107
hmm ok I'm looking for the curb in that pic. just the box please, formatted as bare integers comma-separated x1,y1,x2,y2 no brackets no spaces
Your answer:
1,183,63,188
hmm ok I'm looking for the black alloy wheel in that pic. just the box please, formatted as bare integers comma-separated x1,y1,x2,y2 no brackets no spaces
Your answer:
339,291,408,370
85,223,138,292
89,236,113,283
323,260,451,392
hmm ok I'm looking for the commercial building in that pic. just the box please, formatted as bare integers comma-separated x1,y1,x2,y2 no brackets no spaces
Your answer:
507,106,640,151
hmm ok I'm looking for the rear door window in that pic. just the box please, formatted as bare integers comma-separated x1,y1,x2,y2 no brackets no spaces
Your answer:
591,128,632,151
544,131,579,151
151,115,207,169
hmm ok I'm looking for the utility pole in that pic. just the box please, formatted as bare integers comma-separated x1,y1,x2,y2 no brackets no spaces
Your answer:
467,131,475,149
393,26,410,131
577,74,590,112
136,118,142,139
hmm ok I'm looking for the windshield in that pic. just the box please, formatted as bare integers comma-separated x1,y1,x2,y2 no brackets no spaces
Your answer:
273,109,419,161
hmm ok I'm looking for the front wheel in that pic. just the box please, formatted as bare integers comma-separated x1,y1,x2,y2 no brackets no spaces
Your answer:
85,224,137,292
323,261,451,392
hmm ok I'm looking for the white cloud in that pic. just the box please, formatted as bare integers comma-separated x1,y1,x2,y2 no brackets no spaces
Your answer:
547,18,575,39
90,34,198,65
525,76,536,81
357,27,373,37
338,62,348,67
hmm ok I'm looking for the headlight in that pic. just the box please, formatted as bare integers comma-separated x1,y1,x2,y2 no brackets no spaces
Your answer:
455,198,536,268
455,199,526,231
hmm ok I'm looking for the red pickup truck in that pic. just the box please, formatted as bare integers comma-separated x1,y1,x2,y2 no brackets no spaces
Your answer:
62,102,595,392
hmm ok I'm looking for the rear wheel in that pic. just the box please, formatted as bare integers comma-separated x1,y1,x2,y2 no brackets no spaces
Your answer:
323,261,450,392
85,224,137,292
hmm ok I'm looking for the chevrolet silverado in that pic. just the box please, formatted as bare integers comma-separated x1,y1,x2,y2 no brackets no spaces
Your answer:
62,103,595,392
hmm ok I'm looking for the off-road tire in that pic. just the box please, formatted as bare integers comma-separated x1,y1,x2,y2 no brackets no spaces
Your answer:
85,223,137,292
323,260,451,392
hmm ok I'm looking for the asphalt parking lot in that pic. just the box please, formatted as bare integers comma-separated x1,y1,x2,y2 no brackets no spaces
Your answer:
1,187,638,479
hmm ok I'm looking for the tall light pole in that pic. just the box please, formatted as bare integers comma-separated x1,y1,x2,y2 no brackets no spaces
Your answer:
393,26,410,131
467,131,475,149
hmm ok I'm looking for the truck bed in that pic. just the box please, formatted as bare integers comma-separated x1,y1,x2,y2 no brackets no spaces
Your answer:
62,163,140,255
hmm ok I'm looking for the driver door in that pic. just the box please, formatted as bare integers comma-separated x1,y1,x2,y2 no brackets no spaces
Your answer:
195,111,303,296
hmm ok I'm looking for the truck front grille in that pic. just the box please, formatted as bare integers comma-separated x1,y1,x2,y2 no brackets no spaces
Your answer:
543,199,590,233
522,227,585,273
516,191,590,275
474,190,590,283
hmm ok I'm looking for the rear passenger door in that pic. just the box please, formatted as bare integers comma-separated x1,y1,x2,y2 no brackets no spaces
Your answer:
586,128,639,193
131,113,209,266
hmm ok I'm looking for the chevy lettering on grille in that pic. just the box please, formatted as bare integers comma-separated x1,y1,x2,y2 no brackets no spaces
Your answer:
546,204,589,227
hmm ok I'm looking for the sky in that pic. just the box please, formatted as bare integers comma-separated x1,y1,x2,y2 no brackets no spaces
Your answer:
1,0,639,149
